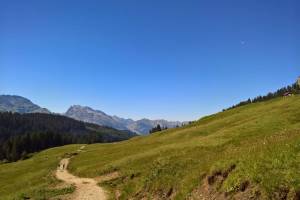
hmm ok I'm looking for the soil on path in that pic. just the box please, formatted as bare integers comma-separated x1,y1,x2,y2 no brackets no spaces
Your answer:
55,148,107,200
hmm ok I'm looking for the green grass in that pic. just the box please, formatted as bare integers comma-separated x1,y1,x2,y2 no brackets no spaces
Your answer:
67,96,300,199
0,144,81,200
1,96,300,199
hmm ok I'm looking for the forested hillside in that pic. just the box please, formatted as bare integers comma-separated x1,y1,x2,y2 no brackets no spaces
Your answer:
0,112,136,162
226,82,300,110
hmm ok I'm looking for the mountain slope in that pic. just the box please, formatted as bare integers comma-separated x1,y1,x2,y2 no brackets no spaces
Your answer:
65,105,182,134
2,96,300,199
0,112,136,162
65,105,129,130
0,95,50,113
67,95,300,199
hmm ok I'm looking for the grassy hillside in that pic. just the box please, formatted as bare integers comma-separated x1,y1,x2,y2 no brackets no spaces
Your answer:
1,95,300,199
0,144,81,200
67,95,300,199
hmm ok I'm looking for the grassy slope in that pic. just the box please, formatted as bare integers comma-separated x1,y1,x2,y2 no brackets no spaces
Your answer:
1,96,300,199
0,144,81,200
67,96,300,199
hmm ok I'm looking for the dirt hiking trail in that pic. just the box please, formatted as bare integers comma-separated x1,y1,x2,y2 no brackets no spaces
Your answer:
55,146,107,200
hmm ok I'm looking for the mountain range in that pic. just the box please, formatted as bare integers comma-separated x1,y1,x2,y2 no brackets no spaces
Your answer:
0,95,50,114
65,105,182,134
0,95,182,134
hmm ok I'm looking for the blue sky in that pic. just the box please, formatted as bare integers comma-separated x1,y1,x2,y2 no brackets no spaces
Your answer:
0,0,299,121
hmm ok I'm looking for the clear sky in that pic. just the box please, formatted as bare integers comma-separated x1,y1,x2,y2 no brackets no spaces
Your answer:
0,0,299,121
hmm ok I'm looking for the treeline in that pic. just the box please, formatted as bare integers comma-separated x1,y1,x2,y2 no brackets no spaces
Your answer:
225,82,300,111
0,112,135,162
149,124,168,134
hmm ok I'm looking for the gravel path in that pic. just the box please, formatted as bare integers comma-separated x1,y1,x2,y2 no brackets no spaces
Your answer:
55,151,107,200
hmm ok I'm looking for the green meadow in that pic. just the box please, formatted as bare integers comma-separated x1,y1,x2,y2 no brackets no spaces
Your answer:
1,96,300,199
0,144,81,200
69,96,300,199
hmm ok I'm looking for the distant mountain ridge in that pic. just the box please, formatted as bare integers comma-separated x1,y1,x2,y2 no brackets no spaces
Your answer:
65,105,130,130
0,95,50,114
65,105,182,134
0,95,182,134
